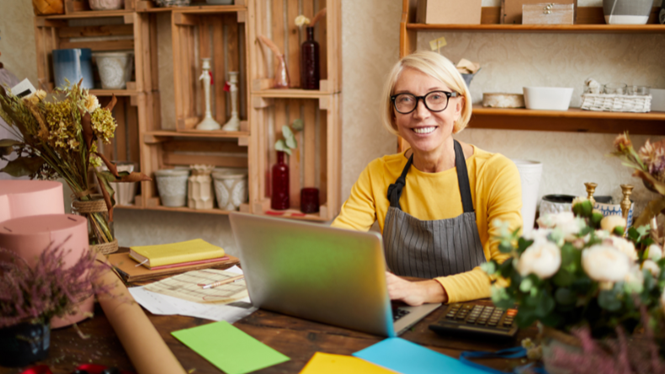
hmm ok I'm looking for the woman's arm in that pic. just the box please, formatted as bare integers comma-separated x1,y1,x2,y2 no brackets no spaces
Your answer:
386,272,448,305
331,164,379,231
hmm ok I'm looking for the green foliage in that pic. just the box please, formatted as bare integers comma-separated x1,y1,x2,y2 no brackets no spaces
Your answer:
274,119,303,155
484,208,665,338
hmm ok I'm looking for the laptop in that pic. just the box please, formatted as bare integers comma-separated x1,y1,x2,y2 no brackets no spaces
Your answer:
229,212,441,337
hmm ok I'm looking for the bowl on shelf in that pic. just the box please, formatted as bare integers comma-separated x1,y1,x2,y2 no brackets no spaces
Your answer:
539,194,612,217
523,87,574,111
155,168,190,207
88,0,124,10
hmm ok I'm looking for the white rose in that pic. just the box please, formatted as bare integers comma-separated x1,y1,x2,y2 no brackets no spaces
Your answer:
522,228,551,244
600,216,626,233
648,244,663,261
582,245,631,282
594,230,611,240
642,260,661,278
517,241,561,279
557,217,586,240
537,211,575,229
608,236,638,262
624,265,644,293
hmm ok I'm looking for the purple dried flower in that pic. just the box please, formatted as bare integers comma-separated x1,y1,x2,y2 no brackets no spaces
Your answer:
0,237,113,327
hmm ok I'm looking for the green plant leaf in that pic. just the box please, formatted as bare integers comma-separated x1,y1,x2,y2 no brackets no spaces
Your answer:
282,125,294,139
598,288,622,311
275,139,287,152
283,147,292,156
285,135,297,149
554,288,576,305
553,270,574,287
480,261,496,275
0,156,44,177
95,171,116,206
291,118,304,131
520,278,533,293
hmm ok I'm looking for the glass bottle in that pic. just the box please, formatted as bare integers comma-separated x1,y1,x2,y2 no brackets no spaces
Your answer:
271,151,290,210
300,26,320,90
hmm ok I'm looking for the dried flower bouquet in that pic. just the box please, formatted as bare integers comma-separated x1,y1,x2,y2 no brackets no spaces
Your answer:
0,82,150,246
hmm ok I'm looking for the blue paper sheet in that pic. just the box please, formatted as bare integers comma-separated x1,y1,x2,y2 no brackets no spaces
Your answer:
353,338,489,374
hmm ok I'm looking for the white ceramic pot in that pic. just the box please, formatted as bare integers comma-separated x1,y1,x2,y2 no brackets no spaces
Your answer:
89,0,124,10
603,0,652,25
95,52,133,89
523,87,574,111
594,201,634,229
512,159,543,235
539,195,576,217
155,168,190,207
212,168,248,211
98,161,137,206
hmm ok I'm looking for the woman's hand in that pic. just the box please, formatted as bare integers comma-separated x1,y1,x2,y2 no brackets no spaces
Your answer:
385,272,448,306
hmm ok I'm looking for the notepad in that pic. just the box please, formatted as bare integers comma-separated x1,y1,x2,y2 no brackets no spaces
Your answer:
353,338,487,374
299,352,397,374
171,321,290,374
129,239,225,269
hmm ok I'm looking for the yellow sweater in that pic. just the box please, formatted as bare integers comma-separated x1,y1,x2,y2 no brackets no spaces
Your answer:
331,145,522,303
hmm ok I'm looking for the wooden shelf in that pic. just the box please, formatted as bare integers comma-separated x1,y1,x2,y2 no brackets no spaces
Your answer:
114,204,144,210
145,130,250,139
406,23,665,34
90,89,139,97
42,10,132,19
469,106,665,135
253,89,338,99
472,106,665,120
144,205,234,215
259,209,330,222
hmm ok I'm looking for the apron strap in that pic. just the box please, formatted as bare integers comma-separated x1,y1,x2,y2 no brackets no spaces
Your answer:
454,140,474,213
386,154,413,209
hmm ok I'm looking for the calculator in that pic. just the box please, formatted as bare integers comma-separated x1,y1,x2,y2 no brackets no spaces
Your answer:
429,302,519,338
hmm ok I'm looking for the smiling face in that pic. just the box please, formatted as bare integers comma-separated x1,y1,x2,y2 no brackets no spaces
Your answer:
392,67,463,162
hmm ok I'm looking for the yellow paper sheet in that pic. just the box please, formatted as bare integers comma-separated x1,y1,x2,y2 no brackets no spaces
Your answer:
299,352,397,374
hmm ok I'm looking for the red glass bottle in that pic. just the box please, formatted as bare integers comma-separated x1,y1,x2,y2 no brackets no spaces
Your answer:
271,151,290,210
300,26,320,90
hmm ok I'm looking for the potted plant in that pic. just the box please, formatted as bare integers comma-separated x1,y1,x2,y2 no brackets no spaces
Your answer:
0,240,112,367
0,82,150,253
482,199,665,373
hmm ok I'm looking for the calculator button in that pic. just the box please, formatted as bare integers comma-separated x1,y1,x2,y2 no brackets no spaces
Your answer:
506,309,518,317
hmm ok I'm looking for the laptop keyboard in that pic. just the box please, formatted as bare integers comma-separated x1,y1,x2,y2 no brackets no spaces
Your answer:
392,308,411,322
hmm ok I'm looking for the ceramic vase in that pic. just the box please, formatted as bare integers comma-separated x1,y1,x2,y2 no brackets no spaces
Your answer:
512,159,542,235
196,58,221,130
95,52,133,89
212,168,248,211
53,48,94,89
88,0,124,10
0,321,50,367
594,201,635,230
155,168,190,207
188,165,215,210
221,71,240,132
603,0,652,25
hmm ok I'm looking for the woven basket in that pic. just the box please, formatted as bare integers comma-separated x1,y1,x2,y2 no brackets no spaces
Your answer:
580,93,651,113
32,0,65,15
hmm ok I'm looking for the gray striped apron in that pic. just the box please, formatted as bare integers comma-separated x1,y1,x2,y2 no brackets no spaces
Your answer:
383,140,486,278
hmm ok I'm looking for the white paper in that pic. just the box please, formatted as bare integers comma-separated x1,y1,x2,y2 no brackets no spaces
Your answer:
10,78,36,98
129,287,256,323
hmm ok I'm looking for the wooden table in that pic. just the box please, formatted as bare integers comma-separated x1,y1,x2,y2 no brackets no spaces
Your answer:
1,300,536,374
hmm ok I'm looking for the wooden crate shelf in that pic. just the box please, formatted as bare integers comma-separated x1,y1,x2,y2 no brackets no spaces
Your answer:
34,13,150,93
250,94,341,221
172,10,248,131
247,0,341,94
135,0,246,13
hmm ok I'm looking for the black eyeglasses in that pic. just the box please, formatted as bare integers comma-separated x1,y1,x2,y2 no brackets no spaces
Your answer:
390,91,459,114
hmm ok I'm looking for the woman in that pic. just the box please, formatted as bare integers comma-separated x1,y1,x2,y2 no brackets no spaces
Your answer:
331,51,522,306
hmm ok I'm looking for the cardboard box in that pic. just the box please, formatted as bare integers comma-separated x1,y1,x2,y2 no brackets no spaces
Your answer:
416,0,482,25
523,3,574,24
501,0,577,24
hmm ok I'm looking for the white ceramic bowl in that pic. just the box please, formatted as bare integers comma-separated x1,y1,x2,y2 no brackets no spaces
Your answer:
523,87,574,111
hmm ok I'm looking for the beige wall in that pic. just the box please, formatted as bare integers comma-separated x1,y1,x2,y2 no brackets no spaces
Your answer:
1,0,663,256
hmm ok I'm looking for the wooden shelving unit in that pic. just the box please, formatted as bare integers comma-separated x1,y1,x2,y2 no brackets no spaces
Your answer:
35,0,341,220
399,0,665,149
247,0,342,221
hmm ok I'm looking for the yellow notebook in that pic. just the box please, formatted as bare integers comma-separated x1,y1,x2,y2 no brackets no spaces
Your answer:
129,239,226,269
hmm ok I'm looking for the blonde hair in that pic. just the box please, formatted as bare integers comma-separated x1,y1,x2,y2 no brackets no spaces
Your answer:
380,51,472,136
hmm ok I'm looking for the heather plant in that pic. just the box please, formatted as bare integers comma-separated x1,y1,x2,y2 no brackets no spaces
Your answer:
0,239,112,328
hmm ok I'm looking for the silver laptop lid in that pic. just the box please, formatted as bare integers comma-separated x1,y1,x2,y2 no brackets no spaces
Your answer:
229,212,396,337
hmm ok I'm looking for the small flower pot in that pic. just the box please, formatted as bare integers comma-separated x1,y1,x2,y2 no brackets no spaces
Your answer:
212,168,248,211
0,321,50,367
155,168,190,207
94,52,133,89
88,0,124,10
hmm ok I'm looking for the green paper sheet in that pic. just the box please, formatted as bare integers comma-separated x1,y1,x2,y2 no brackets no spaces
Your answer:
171,321,290,374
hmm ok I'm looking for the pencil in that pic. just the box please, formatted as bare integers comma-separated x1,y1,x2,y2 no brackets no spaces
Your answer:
200,274,244,289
